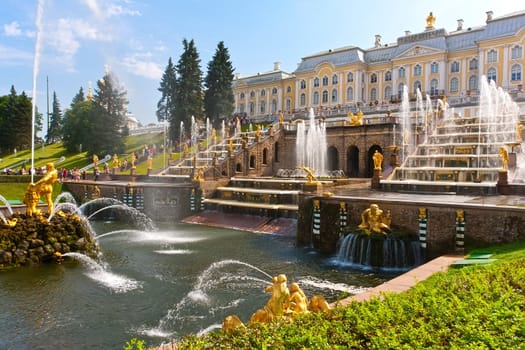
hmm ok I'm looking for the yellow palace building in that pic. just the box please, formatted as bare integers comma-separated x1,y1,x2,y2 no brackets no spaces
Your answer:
233,10,525,120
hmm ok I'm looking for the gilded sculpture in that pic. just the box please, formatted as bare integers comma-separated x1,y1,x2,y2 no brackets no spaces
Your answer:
298,166,316,183
372,150,383,170
24,162,58,214
426,12,436,30
499,147,509,170
358,203,391,235
348,110,363,126
112,154,119,169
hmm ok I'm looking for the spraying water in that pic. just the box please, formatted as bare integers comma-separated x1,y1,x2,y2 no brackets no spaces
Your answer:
30,0,44,183
295,108,327,176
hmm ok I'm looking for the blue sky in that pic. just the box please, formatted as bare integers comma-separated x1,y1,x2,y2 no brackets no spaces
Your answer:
1,0,524,132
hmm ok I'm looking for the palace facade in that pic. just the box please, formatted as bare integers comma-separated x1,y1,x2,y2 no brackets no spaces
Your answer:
233,10,525,120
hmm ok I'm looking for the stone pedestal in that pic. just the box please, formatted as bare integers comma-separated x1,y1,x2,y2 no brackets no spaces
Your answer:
497,170,508,185
147,169,152,176
130,168,136,176
371,169,382,189
303,181,321,193
112,168,117,175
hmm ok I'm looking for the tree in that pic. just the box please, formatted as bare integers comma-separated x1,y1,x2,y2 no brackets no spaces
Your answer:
157,57,177,124
173,38,203,141
62,99,96,153
71,87,85,107
91,71,128,155
204,41,235,128
47,91,63,143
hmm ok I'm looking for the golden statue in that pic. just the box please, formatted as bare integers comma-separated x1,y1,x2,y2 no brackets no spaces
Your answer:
279,112,284,125
358,203,391,235
228,138,234,153
426,12,436,30
255,124,262,140
517,122,523,143
23,183,40,216
130,153,137,169
211,128,217,144
418,208,427,220
287,282,308,315
92,154,98,168
193,167,205,182
32,163,58,214
373,150,383,170
222,315,246,332
298,166,316,183
499,147,509,170
91,185,100,199
309,295,331,315
147,155,153,170
348,110,363,126
250,274,290,323
112,154,119,169
183,143,189,156
456,209,465,223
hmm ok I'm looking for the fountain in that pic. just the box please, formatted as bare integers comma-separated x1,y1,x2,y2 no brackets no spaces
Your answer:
296,108,328,176
383,76,522,194
335,203,422,271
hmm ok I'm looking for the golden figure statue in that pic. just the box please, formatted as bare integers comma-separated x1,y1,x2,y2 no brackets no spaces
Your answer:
373,150,383,170
348,110,363,126
112,154,119,169
426,12,436,30
91,185,100,199
183,143,189,156
309,295,331,315
255,124,262,141
358,203,391,235
130,153,137,169
287,282,308,315
298,166,316,183
34,163,58,213
499,147,509,170
279,112,284,125
211,128,217,144
250,274,290,323
222,315,246,332
517,122,523,143
92,154,98,168
418,208,427,220
456,209,465,223
193,167,205,182
23,183,40,216
228,138,234,153
147,155,153,170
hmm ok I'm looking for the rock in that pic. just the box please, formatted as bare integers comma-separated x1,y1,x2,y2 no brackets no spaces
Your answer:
0,250,13,264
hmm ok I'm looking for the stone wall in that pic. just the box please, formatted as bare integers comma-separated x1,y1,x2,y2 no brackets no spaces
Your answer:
297,195,525,257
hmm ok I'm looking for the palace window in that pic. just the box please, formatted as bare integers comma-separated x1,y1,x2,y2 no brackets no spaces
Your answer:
370,88,377,102
346,87,354,100
240,103,245,113
487,67,497,82
313,91,319,104
450,61,460,73
511,64,522,81
286,86,291,93
370,73,378,83
347,72,354,82
332,74,338,85
384,86,392,100
260,101,266,113
322,76,329,86
398,67,406,78
332,89,338,103
271,99,277,113
398,83,404,99
249,102,255,113
314,77,320,87
300,93,306,106
285,99,291,111
413,80,422,93
385,71,392,81
469,58,478,70
450,77,459,92
272,87,277,95
430,62,439,73
511,45,523,59
322,90,328,103
250,91,255,98
261,89,266,96
487,49,498,63
430,79,439,96
300,80,306,89
414,64,422,76
468,75,478,91
240,92,245,99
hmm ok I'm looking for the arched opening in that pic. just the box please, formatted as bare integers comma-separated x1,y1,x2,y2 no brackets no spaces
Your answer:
367,145,382,177
249,155,256,169
262,148,268,165
327,146,339,172
347,146,359,177
236,163,242,173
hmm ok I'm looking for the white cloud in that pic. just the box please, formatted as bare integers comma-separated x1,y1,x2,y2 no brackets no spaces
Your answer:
107,4,141,18
0,44,33,65
3,21,35,38
122,54,163,80
83,0,141,20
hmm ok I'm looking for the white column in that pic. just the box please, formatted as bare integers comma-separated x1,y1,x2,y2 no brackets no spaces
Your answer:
502,45,509,89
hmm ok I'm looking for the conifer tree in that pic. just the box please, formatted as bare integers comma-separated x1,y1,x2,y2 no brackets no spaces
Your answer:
47,91,63,143
173,38,203,141
204,41,235,128
157,57,177,124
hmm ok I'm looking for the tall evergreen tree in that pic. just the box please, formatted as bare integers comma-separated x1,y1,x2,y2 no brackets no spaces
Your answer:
92,72,128,155
157,57,177,124
62,100,96,153
47,91,63,143
71,87,85,107
204,41,235,128
173,38,203,141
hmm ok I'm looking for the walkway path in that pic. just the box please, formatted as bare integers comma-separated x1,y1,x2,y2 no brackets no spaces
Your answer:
335,255,464,306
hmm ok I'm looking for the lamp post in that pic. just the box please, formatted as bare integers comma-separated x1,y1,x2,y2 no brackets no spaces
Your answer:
163,120,167,169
